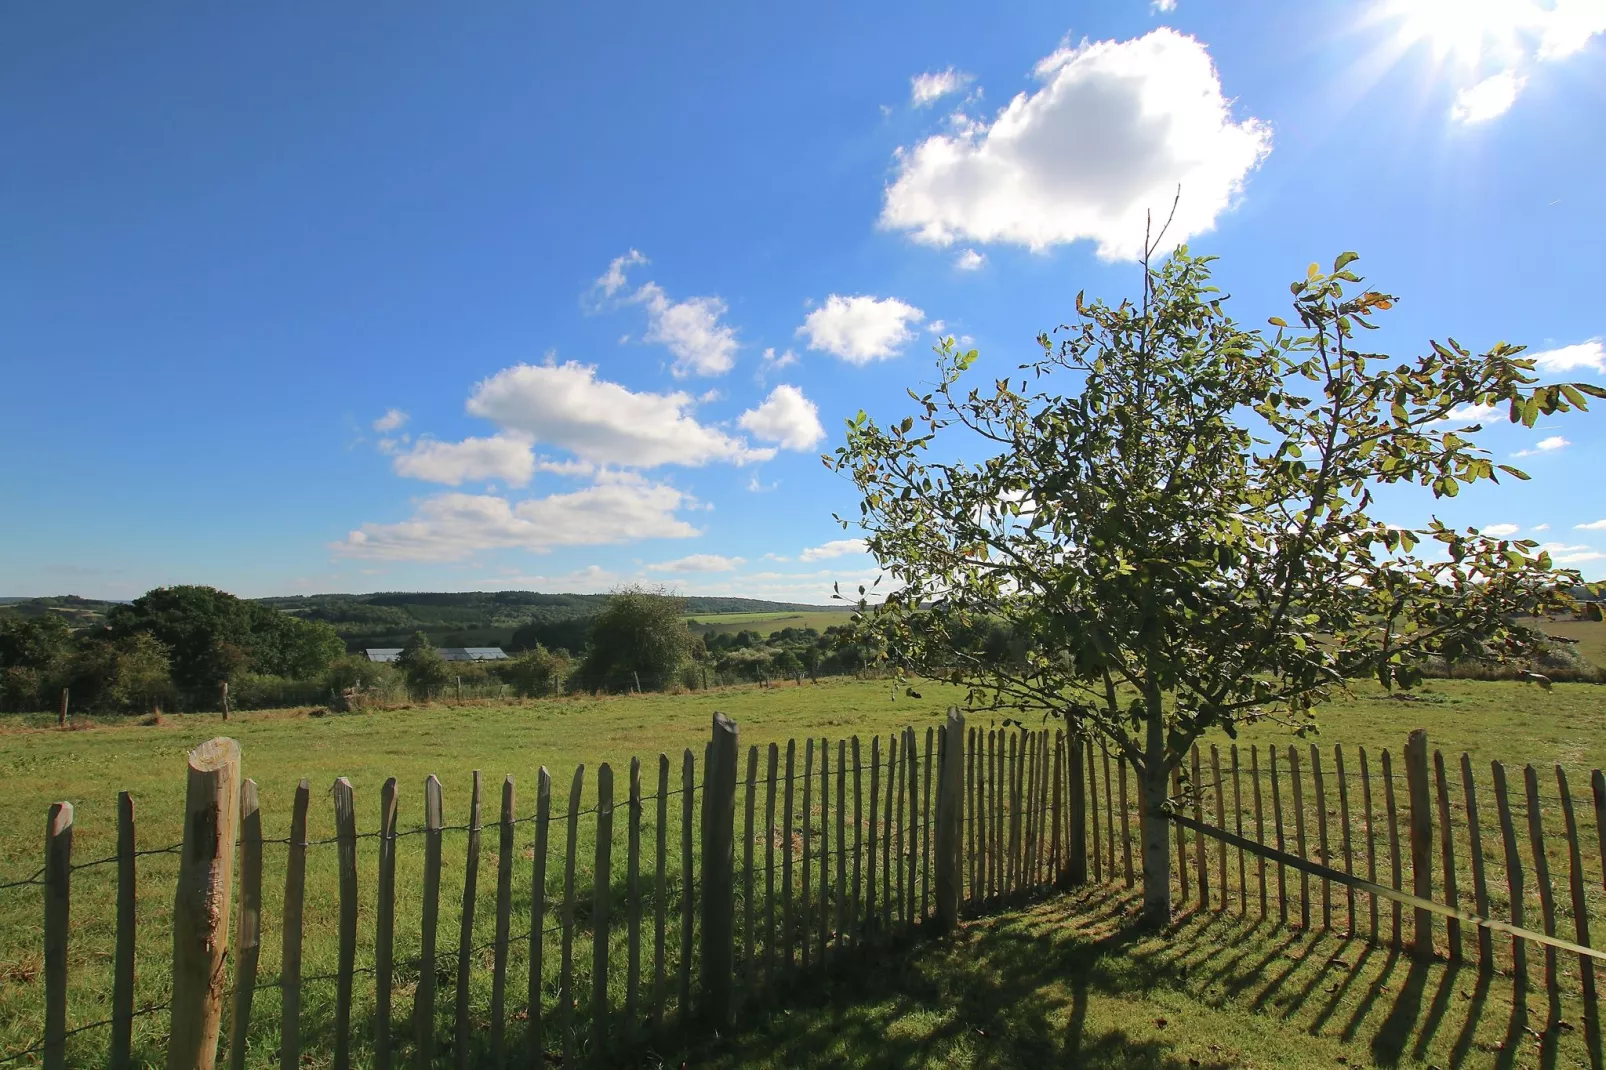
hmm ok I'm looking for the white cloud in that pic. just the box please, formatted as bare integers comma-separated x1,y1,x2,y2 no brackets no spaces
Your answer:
879,29,1272,260
1512,435,1570,457
594,249,647,300
467,361,774,468
1451,70,1527,123
1576,519,1606,531
333,482,700,561
955,248,987,271
1537,0,1606,59
1426,401,1502,425
393,434,535,487
649,553,747,573
738,385,826,450
799,538,869,561
798,294,925,363
593,251,740,376
1536,541,1604,566
372,408,409,433
1482,523,1520,537
756,346,800,386
1530,338,1605,374
635,282,740,377
1153,0,1178,10
1534,523,1550,531
762,347,799,371
535,457,596,478
910,68,975,107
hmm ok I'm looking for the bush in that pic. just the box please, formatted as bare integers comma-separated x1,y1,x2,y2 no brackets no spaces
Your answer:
323,655,398,694
229,673,329,710
498,645,571,698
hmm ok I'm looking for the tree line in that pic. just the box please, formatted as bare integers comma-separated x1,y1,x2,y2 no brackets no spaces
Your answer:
0,583,877,713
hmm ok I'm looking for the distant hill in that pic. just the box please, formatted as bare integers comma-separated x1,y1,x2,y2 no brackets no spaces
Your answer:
0,595,126,627
258,591,834,653
5,589,834,653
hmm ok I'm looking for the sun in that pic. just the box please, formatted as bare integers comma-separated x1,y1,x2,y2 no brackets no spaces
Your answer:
1375,0,1540,68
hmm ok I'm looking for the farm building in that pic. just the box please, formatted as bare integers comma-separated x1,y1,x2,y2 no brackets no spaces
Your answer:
364,646,509,663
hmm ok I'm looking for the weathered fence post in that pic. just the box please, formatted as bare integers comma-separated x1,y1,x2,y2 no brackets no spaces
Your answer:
332,778,358,1070
935,708,965,932
44,801,72,1070
701,712,739,1027
1403,730,1434,959
1067,729,1088,885
113,792,137,1070
168,738,242,1070
227,782,263,1070
58,687,68,728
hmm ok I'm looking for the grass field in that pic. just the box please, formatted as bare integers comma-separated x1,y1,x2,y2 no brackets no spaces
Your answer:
1,676,1602,1067
668,885,1599,1069
684,608,854,636
1535,617,1606,670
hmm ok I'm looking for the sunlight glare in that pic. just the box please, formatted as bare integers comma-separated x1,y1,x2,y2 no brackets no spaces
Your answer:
1378,0,1539,67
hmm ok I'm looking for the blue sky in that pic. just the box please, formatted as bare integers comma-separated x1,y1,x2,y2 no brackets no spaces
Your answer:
3,0,1603,602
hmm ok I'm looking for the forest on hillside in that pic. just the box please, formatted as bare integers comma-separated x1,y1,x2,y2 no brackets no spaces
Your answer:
1,591,833,653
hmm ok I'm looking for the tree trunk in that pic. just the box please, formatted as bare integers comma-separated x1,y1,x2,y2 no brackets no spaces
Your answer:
1139,685,1171,927
1139,757,1172,926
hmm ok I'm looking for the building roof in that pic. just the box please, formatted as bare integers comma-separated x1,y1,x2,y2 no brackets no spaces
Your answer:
365,646,509,663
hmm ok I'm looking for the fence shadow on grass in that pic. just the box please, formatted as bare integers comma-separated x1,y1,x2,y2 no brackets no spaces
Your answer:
668,885,1597,1070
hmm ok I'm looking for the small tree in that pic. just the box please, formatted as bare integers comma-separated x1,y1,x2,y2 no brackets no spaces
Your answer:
832,245,1602,924
396,631,451,700
577,585,693,692
500,644,572,697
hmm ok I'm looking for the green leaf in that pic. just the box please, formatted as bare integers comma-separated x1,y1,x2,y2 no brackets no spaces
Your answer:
1333,251,1359,272
1268,316,1287,328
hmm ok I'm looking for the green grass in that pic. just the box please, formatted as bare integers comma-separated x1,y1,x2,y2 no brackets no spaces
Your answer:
668,887,1600,1069
685,608,854,636
1536,618,1606,671
1,676,1602,1067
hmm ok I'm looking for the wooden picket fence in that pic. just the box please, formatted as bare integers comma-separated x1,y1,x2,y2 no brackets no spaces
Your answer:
7,715,1604,1067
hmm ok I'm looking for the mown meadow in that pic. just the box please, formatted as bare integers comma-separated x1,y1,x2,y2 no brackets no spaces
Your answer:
1,675,1601,1067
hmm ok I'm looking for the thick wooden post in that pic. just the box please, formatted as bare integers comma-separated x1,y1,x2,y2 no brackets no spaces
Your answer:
1067,730,1087,885
935,709,965,932
168,738,242,1070
702,712,739,1027
58,687,68,728
44,801,72,1070
1403,730,1434,958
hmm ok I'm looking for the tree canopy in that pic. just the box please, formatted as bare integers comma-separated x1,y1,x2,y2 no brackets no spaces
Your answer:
577,585,694,692
832,245,1603,923
106,584,343,694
